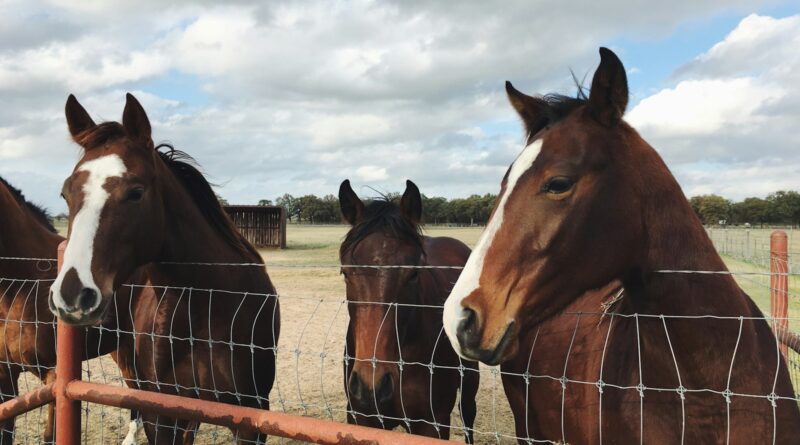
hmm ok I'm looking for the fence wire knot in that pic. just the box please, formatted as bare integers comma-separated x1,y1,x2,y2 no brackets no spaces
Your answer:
723,389,733,404
523,371,531,385
636,383,646,398
559,376,568,390
767,392,778,408
677,385,687,400
596,379,605,394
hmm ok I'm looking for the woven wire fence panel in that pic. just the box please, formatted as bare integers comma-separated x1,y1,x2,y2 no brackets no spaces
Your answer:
80,278,518,444
706,227,799,271
0,272,57,445
3,255,800,444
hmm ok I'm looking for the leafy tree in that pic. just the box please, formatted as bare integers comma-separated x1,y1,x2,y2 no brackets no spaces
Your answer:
258,199,273,206
730,197,769,226
421,195,448,224
767,191,800,225
276,194,299,222
689,194,730,225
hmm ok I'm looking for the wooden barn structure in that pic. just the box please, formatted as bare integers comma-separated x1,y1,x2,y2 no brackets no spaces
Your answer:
223,205,287,249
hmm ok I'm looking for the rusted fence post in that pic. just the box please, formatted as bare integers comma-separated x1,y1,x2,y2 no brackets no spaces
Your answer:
55,241,83,445
770,230,789,358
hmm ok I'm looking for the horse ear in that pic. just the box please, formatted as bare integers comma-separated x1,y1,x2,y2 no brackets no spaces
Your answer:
122,93,153,146
400,180,422,225
588,47,628,126
339,179,364,225
505,81,549,138
65,94,96,140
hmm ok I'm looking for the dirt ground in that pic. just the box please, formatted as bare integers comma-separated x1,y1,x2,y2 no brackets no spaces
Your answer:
9,225,797,444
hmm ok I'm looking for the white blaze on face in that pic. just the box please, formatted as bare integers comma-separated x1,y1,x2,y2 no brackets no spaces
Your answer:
51,154,127,311
443,139,543,355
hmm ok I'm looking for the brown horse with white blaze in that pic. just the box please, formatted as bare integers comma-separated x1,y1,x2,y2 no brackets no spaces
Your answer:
50,94,280,444
443,48,800,443
339,180,479,441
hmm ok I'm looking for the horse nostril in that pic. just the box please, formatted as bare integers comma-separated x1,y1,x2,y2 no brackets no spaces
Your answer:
456,306,481,351
376,373,394,405
78,288,98,312
348,373,364,403
460,307,479,335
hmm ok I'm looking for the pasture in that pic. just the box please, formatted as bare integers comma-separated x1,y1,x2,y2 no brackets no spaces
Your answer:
13,223,794,444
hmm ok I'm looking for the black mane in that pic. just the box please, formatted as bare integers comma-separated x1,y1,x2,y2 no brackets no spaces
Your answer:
156,145,262,263
524,91,587,143
340,199,423,258
0,176,56,233
73,121,127,149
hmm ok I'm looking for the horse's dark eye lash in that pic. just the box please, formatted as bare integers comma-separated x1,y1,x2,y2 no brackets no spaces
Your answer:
543,177,575,194
125,187,144,202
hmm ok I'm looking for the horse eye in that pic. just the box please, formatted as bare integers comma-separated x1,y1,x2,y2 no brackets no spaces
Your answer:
543,176,575,194
125,187,145,202
409,270,419,282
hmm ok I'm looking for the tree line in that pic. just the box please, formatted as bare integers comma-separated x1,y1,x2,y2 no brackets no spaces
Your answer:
241,189,800,227
689,191,800,227
260,193,498,225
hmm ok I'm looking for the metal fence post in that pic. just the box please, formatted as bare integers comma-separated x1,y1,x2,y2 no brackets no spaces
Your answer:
55,241,83,444
770,230,789,358
745,229,750,260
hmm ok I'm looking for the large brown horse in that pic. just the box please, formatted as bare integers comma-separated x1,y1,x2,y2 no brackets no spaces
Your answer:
0,177,62,443
443,48,800,443
339,180,479,441
49,94,280,444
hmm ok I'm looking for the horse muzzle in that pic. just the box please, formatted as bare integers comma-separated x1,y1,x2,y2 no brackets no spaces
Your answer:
48,287,106,326
453,306,518,366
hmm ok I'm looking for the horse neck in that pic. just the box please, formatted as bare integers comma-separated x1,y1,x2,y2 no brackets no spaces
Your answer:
146,164,263,291
611,143,764,385
0,189,62,279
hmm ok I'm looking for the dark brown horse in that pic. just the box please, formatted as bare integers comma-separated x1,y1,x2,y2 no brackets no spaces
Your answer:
339,179,479,441
50,94,280,444
0,177,62,443
443,48,800,443
0,178,136,443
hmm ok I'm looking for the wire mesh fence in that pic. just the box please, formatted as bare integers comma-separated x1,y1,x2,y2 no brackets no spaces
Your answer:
707,227,798,271
1,245,800,444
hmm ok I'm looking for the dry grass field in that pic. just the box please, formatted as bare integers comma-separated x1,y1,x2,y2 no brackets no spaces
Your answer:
9,224,799,444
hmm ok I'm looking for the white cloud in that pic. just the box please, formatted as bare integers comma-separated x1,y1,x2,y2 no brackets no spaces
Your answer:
627,77,784,137
356,165,388,182
628,13,800,199
0,0,792,212
309,114,392,148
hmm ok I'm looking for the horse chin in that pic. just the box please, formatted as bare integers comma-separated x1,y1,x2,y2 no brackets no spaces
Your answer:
460,320,519,366
57,301,110,327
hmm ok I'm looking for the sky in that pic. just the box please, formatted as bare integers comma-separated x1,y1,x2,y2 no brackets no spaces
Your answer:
1,0,799,214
